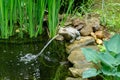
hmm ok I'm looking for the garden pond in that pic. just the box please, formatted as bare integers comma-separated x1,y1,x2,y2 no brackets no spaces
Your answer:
0,37,69,80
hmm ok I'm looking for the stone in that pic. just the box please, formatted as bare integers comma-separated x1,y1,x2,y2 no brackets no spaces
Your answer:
68,45,98,64
66,36,95,53
68,48,85,64
95,31,104,39
72,18,85,27
75,24,84,31
73,60,93,69
80,25,93,36
96,38,103,45
69,67,92,78
88,17,100,32
66,77,85,80
69,68,84,77
68,45,98,78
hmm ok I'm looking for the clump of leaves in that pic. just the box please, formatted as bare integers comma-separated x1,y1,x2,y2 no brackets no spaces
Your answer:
82,34,120,79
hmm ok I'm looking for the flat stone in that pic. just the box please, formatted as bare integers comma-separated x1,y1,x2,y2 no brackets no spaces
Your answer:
66,36,95,53
68,45,98,64
73,60,93,69
68,48,85,64
69,67,90,77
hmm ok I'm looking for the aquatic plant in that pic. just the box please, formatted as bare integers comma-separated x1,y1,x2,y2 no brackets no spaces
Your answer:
82,34,120,80
35,0,46,37
48,0,61,38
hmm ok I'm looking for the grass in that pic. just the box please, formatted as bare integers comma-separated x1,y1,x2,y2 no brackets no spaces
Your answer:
60,0,74,26
91,0,120,32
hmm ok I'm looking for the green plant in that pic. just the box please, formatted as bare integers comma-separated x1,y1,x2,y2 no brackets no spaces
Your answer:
35,0,46,37
92,0,120,32
60,0,74,26
82,34,120,80
48,0,61,38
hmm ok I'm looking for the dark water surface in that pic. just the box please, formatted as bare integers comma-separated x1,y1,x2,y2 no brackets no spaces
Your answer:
0,39,68,80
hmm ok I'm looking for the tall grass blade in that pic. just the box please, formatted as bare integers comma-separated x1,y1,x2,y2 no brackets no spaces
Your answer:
48,0,61,38
35,0,46,37
60,0,74,26
9,0,14,36
18,0,23,38
0,0,5,38
28,0,34,38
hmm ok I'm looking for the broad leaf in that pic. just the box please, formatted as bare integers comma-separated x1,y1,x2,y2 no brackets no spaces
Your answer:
115,54,120,65
81,48,99,63
82,68,100,78
98,52,117,68
104,34,120,54
101,64,116,76
116,72,120,77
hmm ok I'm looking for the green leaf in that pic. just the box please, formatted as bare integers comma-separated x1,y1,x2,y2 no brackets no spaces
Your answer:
81,48,99,63
82,68,100,78
98,52,117,68
115,54,120,65
104,34,120,54
101,64,116,76
116,72,120,77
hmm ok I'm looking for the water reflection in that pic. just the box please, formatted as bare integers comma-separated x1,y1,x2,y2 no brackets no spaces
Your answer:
0,40,68,80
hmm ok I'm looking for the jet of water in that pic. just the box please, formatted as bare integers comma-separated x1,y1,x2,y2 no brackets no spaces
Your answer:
20,34,59,63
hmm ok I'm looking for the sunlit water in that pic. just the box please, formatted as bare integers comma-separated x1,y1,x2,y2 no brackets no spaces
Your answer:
0,40,68,80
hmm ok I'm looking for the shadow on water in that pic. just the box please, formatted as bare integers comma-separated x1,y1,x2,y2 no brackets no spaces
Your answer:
0,37,69,80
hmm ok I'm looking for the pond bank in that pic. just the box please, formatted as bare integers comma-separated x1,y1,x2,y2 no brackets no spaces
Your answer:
65,36,99,80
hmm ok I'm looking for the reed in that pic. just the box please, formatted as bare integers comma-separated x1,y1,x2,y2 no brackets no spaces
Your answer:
18,0,24,38
27,0,34,38
0,0,4,38
0,0,77,39
9,0,14,36
48,0,61,38
35,0,46,37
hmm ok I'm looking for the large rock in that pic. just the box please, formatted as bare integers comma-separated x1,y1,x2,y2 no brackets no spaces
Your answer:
68,45,98,78
68,48,85,64
66,36,95,53
68,45,98,64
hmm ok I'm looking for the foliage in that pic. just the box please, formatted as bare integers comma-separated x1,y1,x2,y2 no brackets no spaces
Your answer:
79,0,94,14
92,0,120,32
48,0,61,38
0,0,95,39
82,34,120,80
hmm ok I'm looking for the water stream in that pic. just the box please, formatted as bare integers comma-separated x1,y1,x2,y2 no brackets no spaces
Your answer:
0,39,68,80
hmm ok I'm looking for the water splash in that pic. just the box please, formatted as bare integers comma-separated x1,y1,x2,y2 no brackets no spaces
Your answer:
20,35,59,63
20,53,37,62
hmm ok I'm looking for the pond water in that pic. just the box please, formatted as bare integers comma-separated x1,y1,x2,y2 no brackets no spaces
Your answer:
0,39,68,80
